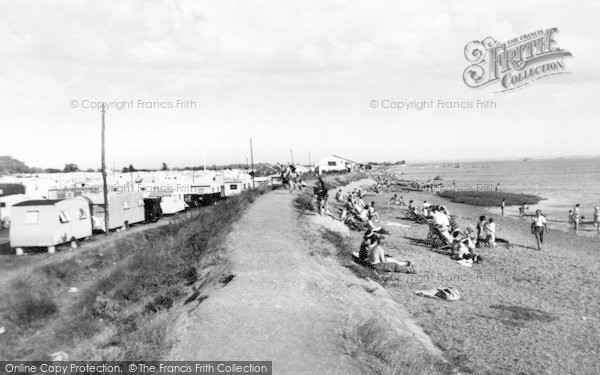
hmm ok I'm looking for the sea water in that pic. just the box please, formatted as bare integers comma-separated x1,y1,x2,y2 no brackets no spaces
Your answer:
391,157,600,235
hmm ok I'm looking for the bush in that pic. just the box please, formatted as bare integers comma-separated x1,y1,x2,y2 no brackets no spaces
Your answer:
294,192,315,212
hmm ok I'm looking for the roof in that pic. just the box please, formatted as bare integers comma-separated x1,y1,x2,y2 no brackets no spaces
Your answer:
13,199,64,207
332,155,357,164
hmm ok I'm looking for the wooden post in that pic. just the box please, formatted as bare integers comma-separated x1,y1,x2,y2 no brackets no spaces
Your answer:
250,138,255,189
101,104,109,234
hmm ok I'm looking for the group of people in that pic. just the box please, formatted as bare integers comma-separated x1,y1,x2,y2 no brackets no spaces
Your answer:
405,199,486,264
388,194,406,206
568,204,600,233
357,229,415,273
476,215,497,248
338,188,382,231
282,165,307,192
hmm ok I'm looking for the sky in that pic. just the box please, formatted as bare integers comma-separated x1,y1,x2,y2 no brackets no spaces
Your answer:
1,0,599,169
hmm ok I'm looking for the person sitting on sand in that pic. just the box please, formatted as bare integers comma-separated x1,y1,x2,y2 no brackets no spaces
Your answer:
476,215,487,248
421,200,431,216
368,201,380,222
451,230,473,259
408,200,414,211
359,233,377,261
531,209,548,250
355,195,366,210
485,218,496,248
369,237,415,273
389,194,398,205
398,196,406,206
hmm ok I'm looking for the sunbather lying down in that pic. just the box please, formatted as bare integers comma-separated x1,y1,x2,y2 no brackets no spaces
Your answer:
414,287,460,301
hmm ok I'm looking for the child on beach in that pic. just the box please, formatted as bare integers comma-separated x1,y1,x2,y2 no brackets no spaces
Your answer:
485,218,496,248
519,202,528,216
476,215,487,247
573,204,581,231
531,210,548,250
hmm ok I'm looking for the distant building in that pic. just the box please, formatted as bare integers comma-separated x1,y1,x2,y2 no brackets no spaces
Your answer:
315,155,357,174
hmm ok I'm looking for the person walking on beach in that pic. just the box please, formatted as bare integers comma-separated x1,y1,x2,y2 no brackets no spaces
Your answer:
501,199,505,216
531,209,548,250
594,206,599,234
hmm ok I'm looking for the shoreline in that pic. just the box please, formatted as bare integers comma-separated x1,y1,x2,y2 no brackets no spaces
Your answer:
347,184,600,373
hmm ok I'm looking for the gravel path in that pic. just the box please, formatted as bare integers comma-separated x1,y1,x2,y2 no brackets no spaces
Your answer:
168,190,362,374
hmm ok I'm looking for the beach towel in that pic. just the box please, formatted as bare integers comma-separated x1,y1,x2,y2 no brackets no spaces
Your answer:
385,221,410,228
414,287,461,301
458,259,473,267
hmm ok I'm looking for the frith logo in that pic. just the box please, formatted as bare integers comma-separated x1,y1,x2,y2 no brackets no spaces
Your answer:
463,28,572,92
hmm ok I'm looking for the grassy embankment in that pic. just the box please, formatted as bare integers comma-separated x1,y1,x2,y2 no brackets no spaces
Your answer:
0,189,265,360
437,191,542,207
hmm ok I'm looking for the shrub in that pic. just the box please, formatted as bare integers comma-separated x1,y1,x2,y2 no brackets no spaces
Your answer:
294,192,315,212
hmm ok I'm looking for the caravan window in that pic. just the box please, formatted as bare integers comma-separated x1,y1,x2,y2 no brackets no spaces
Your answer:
230,184,238,190
328,161,336,166
123,201,130,210
24,211,39,224
78,208,88,219
59,211,70,223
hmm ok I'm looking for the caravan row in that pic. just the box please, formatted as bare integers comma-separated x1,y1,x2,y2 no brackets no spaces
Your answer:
3,172,256,254
8,191,224,255
9,193,153,254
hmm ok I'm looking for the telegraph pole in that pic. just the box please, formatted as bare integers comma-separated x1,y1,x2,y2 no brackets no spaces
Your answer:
290,148,294,165
101,104,109,235
250,138,255,189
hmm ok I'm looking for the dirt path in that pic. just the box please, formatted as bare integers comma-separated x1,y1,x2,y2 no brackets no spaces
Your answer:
168,190,363,373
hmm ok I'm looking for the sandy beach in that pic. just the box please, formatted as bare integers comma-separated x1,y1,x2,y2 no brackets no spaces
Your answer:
337,185,600,374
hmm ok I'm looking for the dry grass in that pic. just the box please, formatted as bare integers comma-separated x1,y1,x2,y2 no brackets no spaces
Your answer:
341,317,446,375
3,276,58,328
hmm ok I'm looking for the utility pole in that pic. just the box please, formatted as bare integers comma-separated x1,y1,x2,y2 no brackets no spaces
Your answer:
101,104,109,235
290,148,294,165
308,153,311,166
250,138,255,189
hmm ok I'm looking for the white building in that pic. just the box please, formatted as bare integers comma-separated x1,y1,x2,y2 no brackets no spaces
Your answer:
315,155,357,174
